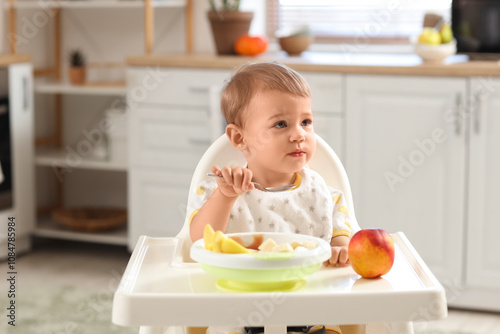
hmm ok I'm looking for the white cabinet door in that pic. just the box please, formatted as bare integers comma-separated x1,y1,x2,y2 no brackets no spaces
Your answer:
8,64,35,240
128,169,192,250
466,77,500,289
346,75,467,283
314,113,344,162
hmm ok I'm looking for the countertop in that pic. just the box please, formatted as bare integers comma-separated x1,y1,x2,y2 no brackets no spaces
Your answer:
0,54,31,67
127,52,500,77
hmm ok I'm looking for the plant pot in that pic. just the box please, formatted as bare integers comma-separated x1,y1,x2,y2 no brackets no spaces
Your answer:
69,66,86,85
207,11,254,55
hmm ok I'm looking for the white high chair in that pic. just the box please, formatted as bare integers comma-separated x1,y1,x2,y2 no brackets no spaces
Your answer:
112,134,447,334
174,133,361,263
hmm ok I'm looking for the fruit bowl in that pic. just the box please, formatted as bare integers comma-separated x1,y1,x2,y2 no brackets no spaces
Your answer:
411,37,457,62
278,36,313,55
190,232,331,292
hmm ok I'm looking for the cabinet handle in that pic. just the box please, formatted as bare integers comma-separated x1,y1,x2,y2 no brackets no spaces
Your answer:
22,76,29,112
454,92,463,136
188,138,211,146
474,90,481,134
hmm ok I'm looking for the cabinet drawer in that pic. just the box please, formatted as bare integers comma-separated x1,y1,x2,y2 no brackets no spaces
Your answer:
129,107,214,169
127,68,230,107
301,73,343,113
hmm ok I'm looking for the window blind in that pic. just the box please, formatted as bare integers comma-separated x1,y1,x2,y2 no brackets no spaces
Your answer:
267,0,451,43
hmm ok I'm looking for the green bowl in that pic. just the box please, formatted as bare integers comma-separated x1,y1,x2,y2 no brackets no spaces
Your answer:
191,232,331,292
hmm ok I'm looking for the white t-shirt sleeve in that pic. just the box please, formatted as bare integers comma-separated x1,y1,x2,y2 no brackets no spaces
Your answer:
329,187,358,238
186,178,218,227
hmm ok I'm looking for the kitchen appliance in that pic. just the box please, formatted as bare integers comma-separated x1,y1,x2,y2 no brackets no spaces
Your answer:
452,0,500,59
0,97,13,211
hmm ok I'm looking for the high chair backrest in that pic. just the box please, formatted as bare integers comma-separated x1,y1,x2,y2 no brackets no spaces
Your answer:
175,133,359,262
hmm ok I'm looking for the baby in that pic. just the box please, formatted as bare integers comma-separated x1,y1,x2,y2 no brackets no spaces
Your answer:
188,62,357,334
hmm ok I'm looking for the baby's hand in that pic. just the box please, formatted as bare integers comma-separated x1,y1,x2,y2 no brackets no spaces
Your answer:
211,165,255,198
323,245,349,267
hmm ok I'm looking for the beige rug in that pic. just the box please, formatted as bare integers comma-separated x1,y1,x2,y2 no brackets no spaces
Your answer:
0,285,138,334
0,284,485,334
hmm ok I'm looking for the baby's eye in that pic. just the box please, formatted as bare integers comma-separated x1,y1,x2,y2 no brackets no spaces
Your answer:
302,119,313,126
274,121,287,128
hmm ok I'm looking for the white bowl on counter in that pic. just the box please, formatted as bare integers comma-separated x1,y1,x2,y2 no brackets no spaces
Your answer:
412,38,457,62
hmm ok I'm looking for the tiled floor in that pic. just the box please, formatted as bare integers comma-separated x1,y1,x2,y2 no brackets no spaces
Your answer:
14,238,500,334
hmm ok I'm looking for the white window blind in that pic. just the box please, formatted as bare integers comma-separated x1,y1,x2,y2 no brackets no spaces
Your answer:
267,0,451,43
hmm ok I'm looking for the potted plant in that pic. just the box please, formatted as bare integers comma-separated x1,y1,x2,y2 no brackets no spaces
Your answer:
207,0,254,55
68,49,86,85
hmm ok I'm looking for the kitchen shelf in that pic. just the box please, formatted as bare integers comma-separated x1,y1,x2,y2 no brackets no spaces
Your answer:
34,216,128,246
35,82,126,96
36,147,127,172
7,0,186,9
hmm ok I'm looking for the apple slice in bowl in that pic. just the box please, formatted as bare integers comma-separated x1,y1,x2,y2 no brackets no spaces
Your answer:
190,232,331,292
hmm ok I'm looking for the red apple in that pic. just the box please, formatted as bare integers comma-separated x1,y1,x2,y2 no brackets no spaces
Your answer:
348,229,395,278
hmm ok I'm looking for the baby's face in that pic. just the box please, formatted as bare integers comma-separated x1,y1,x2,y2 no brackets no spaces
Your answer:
240,91,315,176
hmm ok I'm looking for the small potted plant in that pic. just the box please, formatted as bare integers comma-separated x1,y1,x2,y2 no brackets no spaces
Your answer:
207,0,254,55
68,49,86,85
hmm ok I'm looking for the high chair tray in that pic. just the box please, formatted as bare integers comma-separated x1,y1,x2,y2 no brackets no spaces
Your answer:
112,232,446,328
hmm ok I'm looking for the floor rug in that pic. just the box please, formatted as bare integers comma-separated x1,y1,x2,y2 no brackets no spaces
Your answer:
0,285,138,334
0,284,485,334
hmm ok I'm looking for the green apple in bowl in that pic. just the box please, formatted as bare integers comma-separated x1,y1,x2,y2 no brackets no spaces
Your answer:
418,27,441,45
440,23,454,44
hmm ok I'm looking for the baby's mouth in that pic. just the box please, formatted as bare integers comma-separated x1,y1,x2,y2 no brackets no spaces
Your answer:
287,150,306,157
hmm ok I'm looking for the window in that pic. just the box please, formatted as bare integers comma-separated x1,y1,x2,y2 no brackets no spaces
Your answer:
267,0,451,44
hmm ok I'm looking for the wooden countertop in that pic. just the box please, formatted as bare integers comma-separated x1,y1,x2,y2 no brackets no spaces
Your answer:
127,52,500,77
0,54,31,67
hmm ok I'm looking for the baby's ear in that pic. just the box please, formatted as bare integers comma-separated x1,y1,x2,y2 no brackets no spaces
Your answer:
226,124,247,151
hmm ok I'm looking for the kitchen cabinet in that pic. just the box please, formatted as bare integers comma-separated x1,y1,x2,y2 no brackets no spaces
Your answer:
346,75,500,311
127,67,230,249
126,69,346,249
461,77,500,310
0,62,35,258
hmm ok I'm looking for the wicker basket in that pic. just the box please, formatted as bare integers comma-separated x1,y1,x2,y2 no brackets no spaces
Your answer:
52,207,127,232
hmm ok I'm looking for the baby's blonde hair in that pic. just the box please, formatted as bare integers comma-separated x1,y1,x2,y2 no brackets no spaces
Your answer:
221,62,311,126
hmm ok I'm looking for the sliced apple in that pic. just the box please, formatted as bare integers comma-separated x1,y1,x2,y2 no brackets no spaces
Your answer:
221,237,252,254
203,224,215,251
213,230,226,253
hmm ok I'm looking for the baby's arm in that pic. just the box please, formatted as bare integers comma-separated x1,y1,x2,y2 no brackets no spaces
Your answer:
324,189,355,267
189,165,254,242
